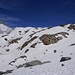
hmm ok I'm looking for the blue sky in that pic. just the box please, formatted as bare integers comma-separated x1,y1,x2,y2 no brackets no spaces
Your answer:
0,0,75,27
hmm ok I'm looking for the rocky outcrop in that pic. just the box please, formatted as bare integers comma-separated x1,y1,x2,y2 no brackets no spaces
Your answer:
70,43,75,46
68,24,75,30
39,32,69,45
0,70,13,75
21,36,38,50
60,24,66,27
57,32,69,38
9,37,22,44
9,55,27,66
25,60,42,67
39,34,58,45
30,43,37,48
25,49,29,53
60,57,71,62
17,60,51,68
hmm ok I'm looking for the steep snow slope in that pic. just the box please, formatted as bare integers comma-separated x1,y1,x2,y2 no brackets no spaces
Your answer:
0,23,12,38
0,24,75,75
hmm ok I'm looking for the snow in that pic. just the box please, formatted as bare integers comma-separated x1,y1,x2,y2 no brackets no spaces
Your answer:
0,24,75,75
0,23,12,38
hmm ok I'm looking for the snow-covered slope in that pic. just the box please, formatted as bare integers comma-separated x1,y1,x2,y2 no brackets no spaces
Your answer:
0,22,12,38
0,24,75,75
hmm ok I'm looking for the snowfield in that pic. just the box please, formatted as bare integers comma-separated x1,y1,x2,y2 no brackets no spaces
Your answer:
0,23,75,75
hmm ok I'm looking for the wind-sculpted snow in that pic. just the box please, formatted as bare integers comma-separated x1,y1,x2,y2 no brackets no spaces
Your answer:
0,24,75,75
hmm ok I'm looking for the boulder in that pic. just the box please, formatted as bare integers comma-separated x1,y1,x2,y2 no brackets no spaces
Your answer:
39,34,58,45
60,57,71,62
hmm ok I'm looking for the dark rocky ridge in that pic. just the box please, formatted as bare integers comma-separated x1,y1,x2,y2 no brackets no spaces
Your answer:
39,32,69,45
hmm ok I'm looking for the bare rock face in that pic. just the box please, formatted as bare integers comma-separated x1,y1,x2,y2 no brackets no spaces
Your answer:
39,34,61,45
40,34,57,45
68,24,75,30
39,32,69,45
39,34,51,45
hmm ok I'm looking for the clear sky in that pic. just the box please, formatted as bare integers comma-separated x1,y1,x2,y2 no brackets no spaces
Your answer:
0,0,75,27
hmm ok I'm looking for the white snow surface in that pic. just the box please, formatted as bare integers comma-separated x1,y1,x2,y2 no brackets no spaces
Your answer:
0,23,12,37
0,24,75,75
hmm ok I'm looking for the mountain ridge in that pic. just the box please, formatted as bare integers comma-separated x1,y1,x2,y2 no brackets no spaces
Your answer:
0,23,75,75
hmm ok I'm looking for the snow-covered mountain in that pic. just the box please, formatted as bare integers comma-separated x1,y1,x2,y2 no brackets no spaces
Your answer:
0,23,75,75
0,22,12,38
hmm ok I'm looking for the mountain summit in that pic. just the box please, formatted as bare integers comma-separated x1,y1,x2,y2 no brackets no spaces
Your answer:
0,24,75,75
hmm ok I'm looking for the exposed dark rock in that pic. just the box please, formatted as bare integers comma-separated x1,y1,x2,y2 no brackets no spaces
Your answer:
30,43,37,48
2,45,6,48
19,31,22,35
4,38,8,41
5,70,13,74
29,29,46,37
54,50,57,53
9,60,16,65
20,55,27,58
6,49,10,52
61,64,64,66
68,24,75,30
39,32,69,45
60,24,66,27
70,43,75,46
25,30,29,33
0,70,13,75
2,35,7,37
60,57,71,62
21,36,38,50
29,36,38,42
21,42,28,50
25,60,42,67
46,49,48,51
25,49,29,53
0,71,4,75
9,55,27,66
9,37,22,44
57,36,63,40
17,60,51,69
25,60,51,67
17,64,25,69
39,34,59,45
39,34,58,45
57,32,69,38
19,31,21,33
